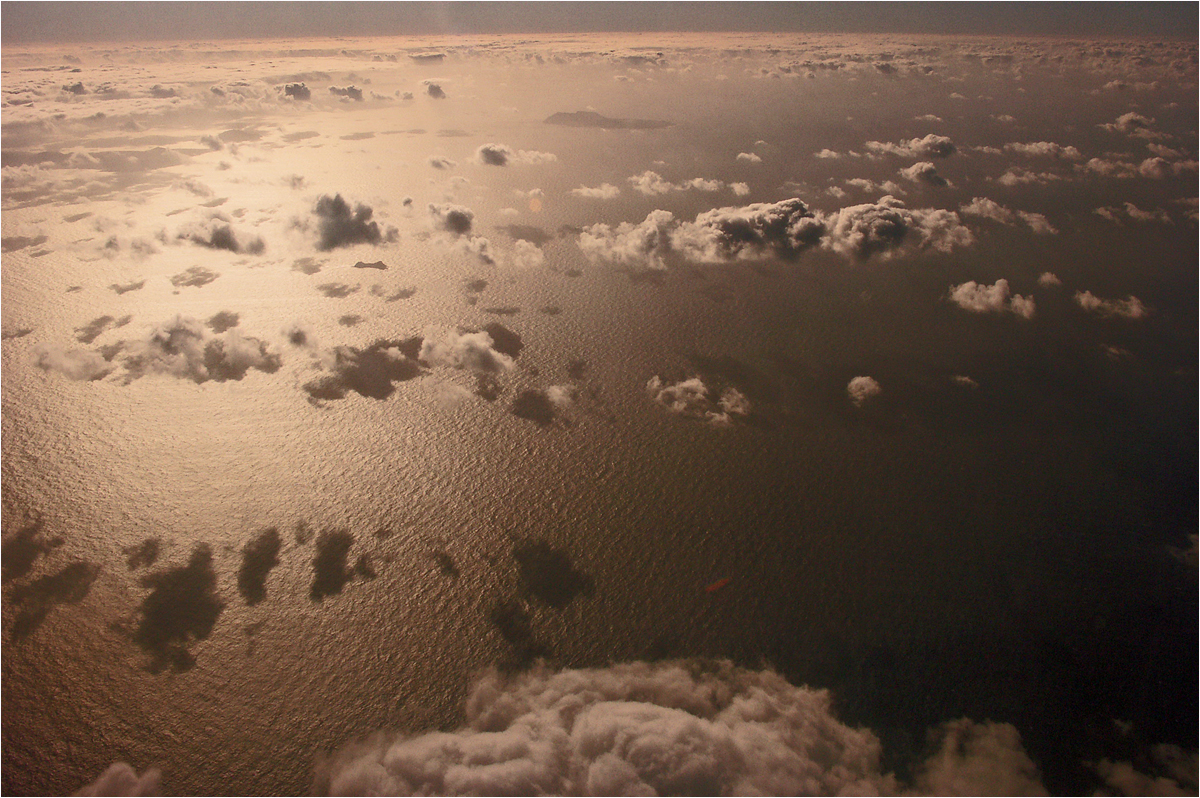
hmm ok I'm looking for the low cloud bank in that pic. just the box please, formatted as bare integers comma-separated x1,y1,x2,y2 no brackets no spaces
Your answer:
580,196,972,270
310,660,1045,796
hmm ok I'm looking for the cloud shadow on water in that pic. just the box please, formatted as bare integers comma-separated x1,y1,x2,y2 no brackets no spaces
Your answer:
123,538,160,570
10,561,101,640
512,540,594,609
2,515,62,584
237,528,281,606
303,337,423,401
132,544,224,672
311,530,354,601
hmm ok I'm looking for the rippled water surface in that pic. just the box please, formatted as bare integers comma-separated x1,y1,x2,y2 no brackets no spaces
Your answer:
2,33,1196,795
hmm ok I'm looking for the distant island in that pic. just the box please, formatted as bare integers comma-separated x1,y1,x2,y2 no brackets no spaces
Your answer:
544,111,671,130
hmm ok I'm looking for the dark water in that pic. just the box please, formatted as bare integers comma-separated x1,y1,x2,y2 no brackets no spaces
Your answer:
2,33,1196,795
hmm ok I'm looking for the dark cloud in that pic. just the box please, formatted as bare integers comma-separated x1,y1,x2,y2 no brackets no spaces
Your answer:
312,194,385,251
237,527,281,606
61,81,86,95
329,85,363,101
352,260,388,270
170,266,220,288
338,315,363,327
118,317,282,384
428,202,474,235
283,83,311,100
819,196,973,260
9,561,100,640
206,311,239,333
429,156,456,169
178,219,264,255
483,306,521,316
132,544,223,671
303,337,423,401
580,198,824,271
475,143,512,166
311,530,354,601
148,84,176,99
2,327,34,339
425,82,447,99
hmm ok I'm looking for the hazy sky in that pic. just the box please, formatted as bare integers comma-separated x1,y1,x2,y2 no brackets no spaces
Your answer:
3,1,1198,44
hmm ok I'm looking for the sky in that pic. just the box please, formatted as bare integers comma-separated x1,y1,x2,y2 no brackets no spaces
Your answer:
2,1,1198,44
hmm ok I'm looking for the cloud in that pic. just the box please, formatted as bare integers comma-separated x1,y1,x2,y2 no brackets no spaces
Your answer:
283,83,311,100
581,198,824,271
959,197,1057,234
420,329,514,374
475,144,557,166
847,375,881,406
428,203,474,235
819,196,973,260
35,345,113,381
866,134,956,158
1094,202,1173,224
672,198,825,263
899,161,949,186
429,157,456,170
995,168,1061,186
948,279,1035,318
1094,744,1198,797
178,217,265,254
1037,272,1062,287
425,82,447,99
627,170,736,196
736,152,762,164
51,317,280,385
570,183,621,199
329,86,363,101
579,209,677,271
646,376,750,424
74,762,161,797
313,660,1050,797
312,194,386,251
1003,141,1083,160
1101,111,1155,135
509,239,545,269
1074,291,1148,319
914,719,1048,796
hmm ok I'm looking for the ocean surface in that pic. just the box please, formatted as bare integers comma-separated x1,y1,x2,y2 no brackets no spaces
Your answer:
2,33,1196,795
